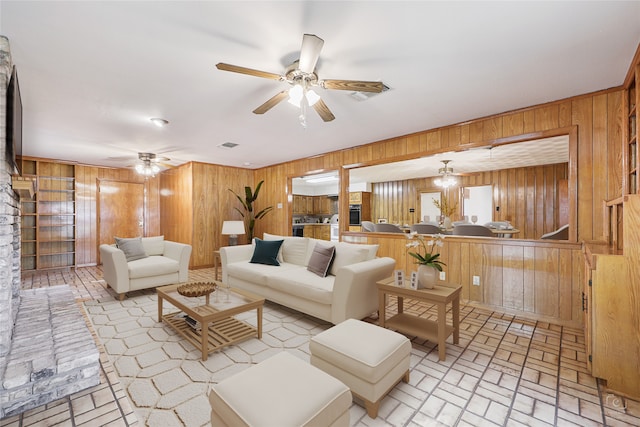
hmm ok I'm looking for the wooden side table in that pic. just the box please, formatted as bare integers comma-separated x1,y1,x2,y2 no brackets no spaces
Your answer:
377,276,461,361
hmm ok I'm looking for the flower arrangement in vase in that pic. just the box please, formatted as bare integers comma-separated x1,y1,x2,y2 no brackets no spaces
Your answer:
406,232,446,289
432,195,457,228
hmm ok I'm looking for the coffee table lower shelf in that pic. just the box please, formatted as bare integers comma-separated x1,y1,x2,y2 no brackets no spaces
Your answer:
385,313,454,343
163,312,257,355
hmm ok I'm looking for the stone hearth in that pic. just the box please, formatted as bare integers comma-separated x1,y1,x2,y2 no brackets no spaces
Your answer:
0,285,101,418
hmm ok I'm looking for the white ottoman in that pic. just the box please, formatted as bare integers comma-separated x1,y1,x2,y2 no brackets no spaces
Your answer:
310,318,411,418
209,352,352,427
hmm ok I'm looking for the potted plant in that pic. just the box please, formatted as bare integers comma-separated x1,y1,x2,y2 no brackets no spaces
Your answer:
229,180,273,241
406,232,446,289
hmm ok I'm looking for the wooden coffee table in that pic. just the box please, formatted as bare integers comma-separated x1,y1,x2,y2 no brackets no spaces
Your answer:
157,282,264,361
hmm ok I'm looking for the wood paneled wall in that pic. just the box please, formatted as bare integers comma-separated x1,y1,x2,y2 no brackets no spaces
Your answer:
371,163,568,240
253,89,623,244
58,83,627,268
75,164,159,267
344,232,583,327
159,162,253,268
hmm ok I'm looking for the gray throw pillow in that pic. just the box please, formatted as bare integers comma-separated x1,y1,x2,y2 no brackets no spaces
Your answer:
307,243,335,277
115,236,148,262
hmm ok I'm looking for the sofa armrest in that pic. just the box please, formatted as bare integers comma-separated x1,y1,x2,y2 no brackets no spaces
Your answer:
220,245,254,282
163,241,192,282
99,244,130,295
331,257,396,324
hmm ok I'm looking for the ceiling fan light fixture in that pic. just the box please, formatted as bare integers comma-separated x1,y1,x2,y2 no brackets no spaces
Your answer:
288,85,304,107
306,89,320,106
135,161,160,176
434,176,457,188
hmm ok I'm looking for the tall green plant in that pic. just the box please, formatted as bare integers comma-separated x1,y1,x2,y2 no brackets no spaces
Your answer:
229,180,273,241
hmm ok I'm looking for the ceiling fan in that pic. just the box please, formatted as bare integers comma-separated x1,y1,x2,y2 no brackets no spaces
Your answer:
134,152,172,176
434,160,478,188
216,34,385,126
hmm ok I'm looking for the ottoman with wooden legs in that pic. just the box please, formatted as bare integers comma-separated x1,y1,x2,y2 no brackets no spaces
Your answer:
309,318,411,418
209,352,352,426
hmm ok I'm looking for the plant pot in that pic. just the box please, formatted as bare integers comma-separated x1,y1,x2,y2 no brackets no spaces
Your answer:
417,265,438,289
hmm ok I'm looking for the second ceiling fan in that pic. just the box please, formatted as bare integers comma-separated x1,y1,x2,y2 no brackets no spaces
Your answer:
216,34,385,125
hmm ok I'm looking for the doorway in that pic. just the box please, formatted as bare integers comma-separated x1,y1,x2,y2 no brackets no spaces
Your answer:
98,180,145,260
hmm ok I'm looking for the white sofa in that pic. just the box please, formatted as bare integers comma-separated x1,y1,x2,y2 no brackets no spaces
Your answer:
100,236,192,300
221,233,396,324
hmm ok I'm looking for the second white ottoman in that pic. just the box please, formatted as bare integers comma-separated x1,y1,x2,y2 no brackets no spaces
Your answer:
310,318,411,418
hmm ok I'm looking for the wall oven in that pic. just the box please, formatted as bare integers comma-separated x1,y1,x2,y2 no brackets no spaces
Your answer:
349,204,361,225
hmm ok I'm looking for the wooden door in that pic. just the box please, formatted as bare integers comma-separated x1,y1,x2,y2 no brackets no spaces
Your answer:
98,180,145,252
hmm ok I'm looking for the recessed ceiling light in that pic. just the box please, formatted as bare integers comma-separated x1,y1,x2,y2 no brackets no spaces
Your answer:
150,118,169,127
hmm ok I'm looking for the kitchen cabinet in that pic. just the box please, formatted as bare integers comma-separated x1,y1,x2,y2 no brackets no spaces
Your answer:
294,195,338,216
302,224,331,240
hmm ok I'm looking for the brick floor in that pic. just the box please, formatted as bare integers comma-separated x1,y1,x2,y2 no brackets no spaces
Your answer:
1,266,638,426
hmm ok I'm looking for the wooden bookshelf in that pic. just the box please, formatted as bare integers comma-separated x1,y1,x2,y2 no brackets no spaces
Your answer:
20,159,76,271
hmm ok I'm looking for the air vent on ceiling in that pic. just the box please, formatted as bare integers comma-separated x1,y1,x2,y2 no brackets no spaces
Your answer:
218,142,239,149
349,84,390,101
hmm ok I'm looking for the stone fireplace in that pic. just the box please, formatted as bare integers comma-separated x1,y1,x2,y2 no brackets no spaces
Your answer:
0,36,100,419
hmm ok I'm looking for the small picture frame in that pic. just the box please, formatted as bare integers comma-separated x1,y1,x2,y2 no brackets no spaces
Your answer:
394,270,404,287
409,271,418,290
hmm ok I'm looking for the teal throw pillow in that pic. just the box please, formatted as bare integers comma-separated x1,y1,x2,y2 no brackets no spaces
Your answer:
250,238,284,266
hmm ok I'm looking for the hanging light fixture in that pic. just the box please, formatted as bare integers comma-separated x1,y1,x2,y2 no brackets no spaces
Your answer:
135,153,161,177
434,160,458,188
287,77,322,128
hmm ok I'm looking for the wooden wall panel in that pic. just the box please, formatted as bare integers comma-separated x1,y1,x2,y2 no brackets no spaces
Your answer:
160,163,194,247
343,233,583,327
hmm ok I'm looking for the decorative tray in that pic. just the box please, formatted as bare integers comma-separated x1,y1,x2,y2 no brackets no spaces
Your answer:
177,282,216,298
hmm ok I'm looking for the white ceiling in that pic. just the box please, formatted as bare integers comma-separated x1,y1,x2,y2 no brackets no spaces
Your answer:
1,1,639,171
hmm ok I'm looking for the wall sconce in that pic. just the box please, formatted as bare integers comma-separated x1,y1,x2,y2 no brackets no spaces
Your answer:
221,220,245,246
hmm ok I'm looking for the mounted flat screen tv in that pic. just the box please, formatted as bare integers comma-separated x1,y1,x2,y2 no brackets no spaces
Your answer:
6,65,22,176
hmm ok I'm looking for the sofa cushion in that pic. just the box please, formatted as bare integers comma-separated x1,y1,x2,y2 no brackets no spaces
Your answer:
267,269,334,305
142,235,164,256
329,243,370,276
307,243,335,278
128,255,179,279
227,261,301,286
251,238,284,266
115,236,148,262
264,233,309,266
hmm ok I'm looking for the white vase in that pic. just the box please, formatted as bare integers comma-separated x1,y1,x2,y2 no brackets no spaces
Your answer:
443,216,452,229
417,265,438,289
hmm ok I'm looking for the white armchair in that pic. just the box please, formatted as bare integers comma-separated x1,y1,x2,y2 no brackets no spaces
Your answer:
100,236,192,300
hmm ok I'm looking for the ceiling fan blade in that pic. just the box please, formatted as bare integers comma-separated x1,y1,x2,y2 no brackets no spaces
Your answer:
322,79,384,93
216,63,283,80
313,99,335,122
253,90,289,114
298,34,324,73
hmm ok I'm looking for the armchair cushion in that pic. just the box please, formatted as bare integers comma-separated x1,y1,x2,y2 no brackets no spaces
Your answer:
142,235,164,256
115,236,148,262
